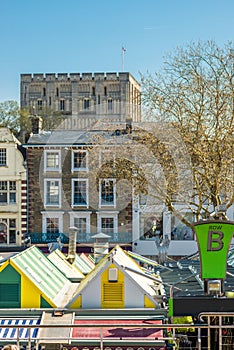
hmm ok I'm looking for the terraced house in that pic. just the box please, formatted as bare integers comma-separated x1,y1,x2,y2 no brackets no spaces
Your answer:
0,128,27,247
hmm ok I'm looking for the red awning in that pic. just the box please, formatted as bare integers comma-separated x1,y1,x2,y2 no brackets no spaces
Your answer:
72,319,163,339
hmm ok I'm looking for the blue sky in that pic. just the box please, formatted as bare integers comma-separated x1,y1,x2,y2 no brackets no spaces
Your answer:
1,0,234,103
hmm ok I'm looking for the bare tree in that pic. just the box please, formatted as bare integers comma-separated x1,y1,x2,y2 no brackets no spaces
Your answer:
140,40,234,227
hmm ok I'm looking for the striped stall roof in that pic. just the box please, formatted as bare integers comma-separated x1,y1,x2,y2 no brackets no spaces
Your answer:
74,254,94,275
0,318,40,341
48,249,85,281
10,246,75,306
79,253,95,269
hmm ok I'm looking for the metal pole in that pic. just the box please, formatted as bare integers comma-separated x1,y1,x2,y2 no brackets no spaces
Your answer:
219,315,222,350
100,326,103,350
122,47,126,72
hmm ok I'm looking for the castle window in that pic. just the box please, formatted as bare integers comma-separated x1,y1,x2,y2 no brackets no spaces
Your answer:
60,99,65,111
83,99,90,110
37,99,42,110
108,99,113,111
43,87,46,96
104,86,107,96
56,88,59,97
92,87,95,96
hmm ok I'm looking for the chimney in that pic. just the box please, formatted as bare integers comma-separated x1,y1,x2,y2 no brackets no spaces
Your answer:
67,226,78,264
30,115,43,134
92,232,110,263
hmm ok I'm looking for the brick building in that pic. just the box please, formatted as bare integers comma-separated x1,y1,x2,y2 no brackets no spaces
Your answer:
22,72,140,250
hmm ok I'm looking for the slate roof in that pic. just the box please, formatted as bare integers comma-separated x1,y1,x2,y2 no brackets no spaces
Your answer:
25,128,132,146
128,250,234,297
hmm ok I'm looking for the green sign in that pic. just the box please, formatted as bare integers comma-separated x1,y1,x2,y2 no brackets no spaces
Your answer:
193,221,234,279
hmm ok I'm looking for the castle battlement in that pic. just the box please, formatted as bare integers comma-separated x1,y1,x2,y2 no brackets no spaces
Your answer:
20,72,133,83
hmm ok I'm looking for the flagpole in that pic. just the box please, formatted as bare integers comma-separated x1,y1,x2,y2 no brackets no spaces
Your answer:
122,47,126,72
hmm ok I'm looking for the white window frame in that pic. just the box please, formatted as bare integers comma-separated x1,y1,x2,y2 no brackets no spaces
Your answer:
44,179,61,207
69,211,92,241
44,149,61,172
96,211,118,235
41,211,64,233
72,178,89,207
0,181,16,205
99,179,116,208
72,149,88,172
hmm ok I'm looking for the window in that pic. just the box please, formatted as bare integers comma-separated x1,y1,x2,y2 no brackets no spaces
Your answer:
44,150,61,172
9,219,16,243
75,217,87,233
0,149,6,166
92,87,95,96
43,87,46,96
72,150,88,171
42,211,64,234
72,179,88,206
37,99,42,110
99,179,116,207
97,211,118,239
83,99,90,110
0,219,16,244
46,217,59,233
101,217,114,234
0,181,16,204
60,99,65,111
44,179,61,206
108,99,113,111
171,213,194,241
104,86,107,96
69,211,91,242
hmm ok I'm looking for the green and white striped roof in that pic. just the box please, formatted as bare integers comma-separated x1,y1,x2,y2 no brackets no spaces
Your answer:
10,246,78,307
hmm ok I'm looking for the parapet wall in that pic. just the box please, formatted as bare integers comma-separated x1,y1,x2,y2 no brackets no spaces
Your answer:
20,72,133,82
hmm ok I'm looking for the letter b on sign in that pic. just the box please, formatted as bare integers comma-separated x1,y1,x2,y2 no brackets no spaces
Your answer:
207,231,224,251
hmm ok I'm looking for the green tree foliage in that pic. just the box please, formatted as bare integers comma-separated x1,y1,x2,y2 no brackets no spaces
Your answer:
0,100,20,134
